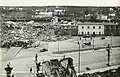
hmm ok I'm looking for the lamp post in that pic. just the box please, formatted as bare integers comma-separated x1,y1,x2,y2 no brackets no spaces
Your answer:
35,53,40,73
111,33,112,49
35,53,38,63
57,35,60,52
92,34,95,51
78,37,80,73
47,42,49,51
106,44,111,66
58,40,59,52
93,37,94,50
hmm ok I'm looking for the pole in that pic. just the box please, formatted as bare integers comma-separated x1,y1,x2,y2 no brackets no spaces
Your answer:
69,26,71,37
35,53,38,63
111,33,112,49
106,44,110,66
42,59,44,73
47,42,49,50
78,38,80,73
58,40,59,52
93,37,94,50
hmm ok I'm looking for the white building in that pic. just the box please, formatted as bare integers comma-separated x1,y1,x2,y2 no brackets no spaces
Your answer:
96,14,108,20
54,9,66,15
78,22,104,35
34,11,53,18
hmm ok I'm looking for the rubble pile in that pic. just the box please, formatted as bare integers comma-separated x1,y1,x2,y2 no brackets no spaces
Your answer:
0,21,71,48
79,67,120,77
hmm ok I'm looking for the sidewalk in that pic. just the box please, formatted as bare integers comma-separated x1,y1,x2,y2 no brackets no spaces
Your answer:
2,47,22,61
2,72,36,77
77,65,120,75
49,36,120,54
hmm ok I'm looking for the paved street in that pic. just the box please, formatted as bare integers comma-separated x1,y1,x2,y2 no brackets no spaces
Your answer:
1,36,120,77
1,47,120,77
51,36,120,52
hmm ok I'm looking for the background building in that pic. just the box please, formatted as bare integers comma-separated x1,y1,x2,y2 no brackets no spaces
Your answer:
104,23,120,36
60,22,78,36
34,11,53,18
78,23,104,36
77,22,120,36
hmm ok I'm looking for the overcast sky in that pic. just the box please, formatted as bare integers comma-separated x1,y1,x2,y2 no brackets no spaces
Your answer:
0,0,120,6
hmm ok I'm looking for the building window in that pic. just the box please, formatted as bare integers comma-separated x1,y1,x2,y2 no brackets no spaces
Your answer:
82,32,84,35
99,32,101,35
99,26,101,29
72,26,74,28
87,32,89,34
82,26,84,29
87,26,89,29
67,26,69,28
93,32,95,35
93,26,95,29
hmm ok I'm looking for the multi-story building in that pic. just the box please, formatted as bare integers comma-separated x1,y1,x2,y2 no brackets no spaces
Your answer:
60,22,78,36
34,11,53,18
78,22,104,36
77,22,120,36
104,23,120,36
59,22,120,36
53,9,66,16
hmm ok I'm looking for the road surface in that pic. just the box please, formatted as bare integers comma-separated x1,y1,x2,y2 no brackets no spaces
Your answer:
1,36,120,77
1,47,120,77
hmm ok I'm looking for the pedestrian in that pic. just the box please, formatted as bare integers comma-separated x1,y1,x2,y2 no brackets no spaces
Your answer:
35,53,38,62
80,37,81,40
30,68,32,73
91,37,92,40
11,74,14,77
36,62,40,73
63,55,65,59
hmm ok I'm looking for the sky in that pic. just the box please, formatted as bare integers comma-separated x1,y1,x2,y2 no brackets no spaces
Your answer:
0,0,120,6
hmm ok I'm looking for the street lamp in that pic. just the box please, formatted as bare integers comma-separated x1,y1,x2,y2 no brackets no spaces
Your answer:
34,54,43,77
106,44,111,66
58,40,59,52
92,34,95,51
35,53,38,63
41,59,44,73
57,36,60,52
111,33,112,49
78,37,80,73
47,42,49,51
93,37,94,50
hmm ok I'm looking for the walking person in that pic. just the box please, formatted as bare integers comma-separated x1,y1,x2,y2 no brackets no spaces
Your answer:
11,74,14,77
30,68,32,73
